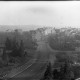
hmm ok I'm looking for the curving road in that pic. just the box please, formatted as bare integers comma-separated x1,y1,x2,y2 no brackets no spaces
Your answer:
3,37,57,80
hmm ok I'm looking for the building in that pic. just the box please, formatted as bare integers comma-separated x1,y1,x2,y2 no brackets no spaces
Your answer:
44,27,56,35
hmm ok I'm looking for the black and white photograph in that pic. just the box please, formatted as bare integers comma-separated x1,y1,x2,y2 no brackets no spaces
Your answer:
0,1,80,80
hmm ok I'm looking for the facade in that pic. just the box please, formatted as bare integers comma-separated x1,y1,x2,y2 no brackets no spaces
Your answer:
44,27,56,35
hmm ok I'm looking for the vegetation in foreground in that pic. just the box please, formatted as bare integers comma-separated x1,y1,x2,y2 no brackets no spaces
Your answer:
0,29,38,77
0,27,80,79
40,52,80,80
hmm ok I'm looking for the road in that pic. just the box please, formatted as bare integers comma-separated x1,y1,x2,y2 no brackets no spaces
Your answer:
3,39,57,80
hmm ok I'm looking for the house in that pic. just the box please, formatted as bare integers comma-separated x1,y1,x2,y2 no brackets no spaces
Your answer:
44,27,56,35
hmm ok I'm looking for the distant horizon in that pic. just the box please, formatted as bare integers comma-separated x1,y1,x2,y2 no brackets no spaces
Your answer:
0,24,80,28
0,25,80,32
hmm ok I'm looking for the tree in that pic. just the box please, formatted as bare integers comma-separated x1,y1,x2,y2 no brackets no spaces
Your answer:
48,30,77,51
2,48,9,65
55,55,74,80
10,38,20,57
18,40,24,57
25,32,38,50
5,37,12,50
41,62,52,80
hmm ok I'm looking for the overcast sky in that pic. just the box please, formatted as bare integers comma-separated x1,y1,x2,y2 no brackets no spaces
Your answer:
0,1,80,28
